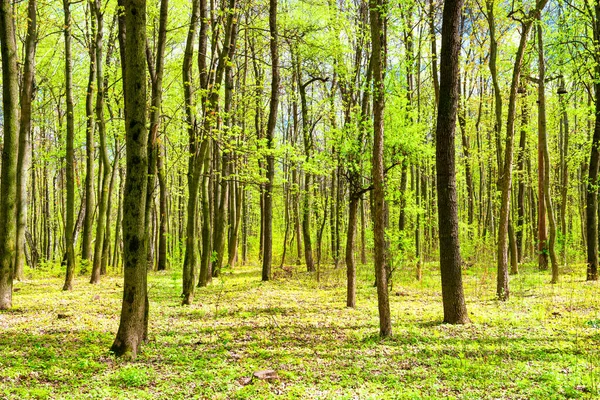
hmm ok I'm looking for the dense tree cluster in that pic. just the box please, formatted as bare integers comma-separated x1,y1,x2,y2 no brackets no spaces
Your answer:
0,0,597,357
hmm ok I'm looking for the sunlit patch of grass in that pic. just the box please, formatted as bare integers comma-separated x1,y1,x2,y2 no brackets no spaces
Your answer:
0,259,598,398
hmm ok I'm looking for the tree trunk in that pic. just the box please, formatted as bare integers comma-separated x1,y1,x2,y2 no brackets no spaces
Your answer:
62,0,76,292
370,0,392,337
111,0,149,359
181,0,200,302
261,0,280,281
496,2,547,300
145,0,169,272
586,7,600,281
82,3,96,265
516,92,528,263
0,0,20,308
15,0,37,281
91,0,110,284
435,0,469,324
537,23,558,283
346,196,359,307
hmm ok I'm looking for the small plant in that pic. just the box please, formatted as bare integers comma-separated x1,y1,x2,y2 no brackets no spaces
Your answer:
112,365,152,388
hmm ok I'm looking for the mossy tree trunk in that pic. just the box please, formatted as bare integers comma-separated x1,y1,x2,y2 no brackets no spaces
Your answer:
0,0,20,309
111,0,149,360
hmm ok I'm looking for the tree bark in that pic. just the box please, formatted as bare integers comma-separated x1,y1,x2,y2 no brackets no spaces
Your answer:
537,23,558,283
181,0,200,301
262,0,280,281
111,0,149,360
370,0,392,337
586,5,600,281
62,0,76,291
15,0,37,281
496,0,547,300
92,0,110,284
0,0,20,308
435,0,469,324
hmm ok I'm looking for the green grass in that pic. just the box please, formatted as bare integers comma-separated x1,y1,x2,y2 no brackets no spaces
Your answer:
1,260,599,399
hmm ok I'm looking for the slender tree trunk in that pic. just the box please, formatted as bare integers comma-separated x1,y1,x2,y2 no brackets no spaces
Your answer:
147,0,169,272
559,86,569,266
181,0,200,301
82,4,96,265
537,24,558,283
62,0,76,291
101,147,120,275
262,0,279,281
92,0,111,284
370,0,392,337
157,141,168,271
346,196,359,307
496,2,547,300
15,0,37,281
516,92,528,263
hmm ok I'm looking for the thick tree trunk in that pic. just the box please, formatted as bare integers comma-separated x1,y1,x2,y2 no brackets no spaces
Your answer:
586,9,600,281
111,0,149,359
435,0,469,324
0,0,20,308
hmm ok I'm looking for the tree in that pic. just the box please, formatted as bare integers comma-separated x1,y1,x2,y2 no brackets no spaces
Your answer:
496,0,548,300
262,0,280,281
111,0,149,359
435,0,469,324
62,0,76,292
16,0,37,281
370,0,392,337
586,2,600,281
0,0,20,309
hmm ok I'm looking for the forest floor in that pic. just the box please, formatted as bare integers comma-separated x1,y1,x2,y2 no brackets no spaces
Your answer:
1,259,599,399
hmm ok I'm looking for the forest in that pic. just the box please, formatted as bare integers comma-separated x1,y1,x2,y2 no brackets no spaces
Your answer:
1,0,600,397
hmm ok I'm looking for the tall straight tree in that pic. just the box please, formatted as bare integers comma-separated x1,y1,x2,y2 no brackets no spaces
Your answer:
15,0,37,281
370,0,392,337
262,0,280,281
536,22,558,283
83,0,97,265
0,0,20,309
586,3,600,281
62,0,76,291
496,0,548,300
435,0,469,324
146,0,169,272
111,0,149,359
91,0,109,284
181,0,200,303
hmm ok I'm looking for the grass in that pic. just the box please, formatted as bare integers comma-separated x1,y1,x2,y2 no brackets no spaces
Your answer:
1,259,599,399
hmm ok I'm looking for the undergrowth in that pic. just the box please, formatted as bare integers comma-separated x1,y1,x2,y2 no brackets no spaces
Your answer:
0,260,599,399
